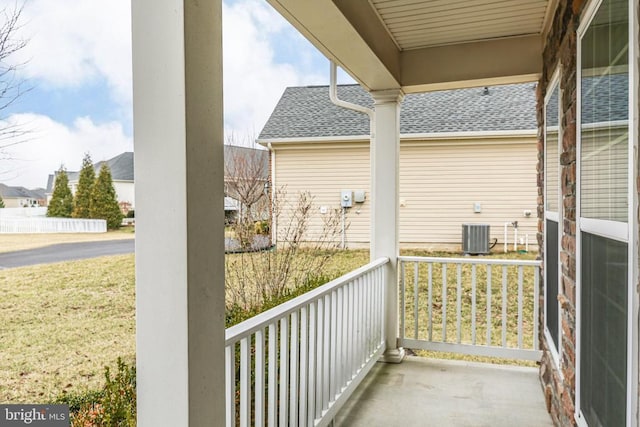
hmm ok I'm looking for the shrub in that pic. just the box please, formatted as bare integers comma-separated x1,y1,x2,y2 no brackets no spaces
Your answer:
58,358,136,427
254,220,269,235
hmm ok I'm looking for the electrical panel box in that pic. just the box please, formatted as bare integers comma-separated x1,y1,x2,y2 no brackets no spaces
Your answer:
354,190,366,203
341,190,353,208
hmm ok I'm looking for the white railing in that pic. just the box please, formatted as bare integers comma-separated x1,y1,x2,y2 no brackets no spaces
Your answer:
225,257,389,427
398,256,542,361
0,217,107,233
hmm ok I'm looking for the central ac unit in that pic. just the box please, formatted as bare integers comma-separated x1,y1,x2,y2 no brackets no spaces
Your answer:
462,224,490,255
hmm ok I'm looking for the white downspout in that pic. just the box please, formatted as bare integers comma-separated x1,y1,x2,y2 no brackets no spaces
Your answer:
329,61,374,122
329,61,374,250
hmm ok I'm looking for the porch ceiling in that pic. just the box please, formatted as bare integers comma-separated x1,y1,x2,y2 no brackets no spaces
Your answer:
267,0,557,92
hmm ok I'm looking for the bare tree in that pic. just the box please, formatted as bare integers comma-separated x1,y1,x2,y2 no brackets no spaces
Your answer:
224,143,270,248
0,2,30,163
225,188,343,310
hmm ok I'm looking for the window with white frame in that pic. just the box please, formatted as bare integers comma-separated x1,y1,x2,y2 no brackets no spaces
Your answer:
577,0,630,425
544,71,561,363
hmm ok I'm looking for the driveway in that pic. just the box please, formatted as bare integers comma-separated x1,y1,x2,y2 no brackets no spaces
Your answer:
0,239,135,269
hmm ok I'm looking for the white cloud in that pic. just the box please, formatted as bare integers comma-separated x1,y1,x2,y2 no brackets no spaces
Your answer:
9,0,132,107
0,113,132,189
222,0,325,142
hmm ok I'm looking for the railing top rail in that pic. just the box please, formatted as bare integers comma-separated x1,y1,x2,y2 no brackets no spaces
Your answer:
225,257,389,346
398,255,541,267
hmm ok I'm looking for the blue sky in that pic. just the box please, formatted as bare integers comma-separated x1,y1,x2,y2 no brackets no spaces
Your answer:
0,0,354,189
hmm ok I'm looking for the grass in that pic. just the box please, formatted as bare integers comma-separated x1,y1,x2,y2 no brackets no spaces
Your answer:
0,228,135,253
0,246,538,403
0,254,135,403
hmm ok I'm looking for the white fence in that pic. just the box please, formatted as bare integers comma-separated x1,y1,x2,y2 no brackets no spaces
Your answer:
398,256,542,361
0,217,107,234
0,207,48,218
225,257,388,427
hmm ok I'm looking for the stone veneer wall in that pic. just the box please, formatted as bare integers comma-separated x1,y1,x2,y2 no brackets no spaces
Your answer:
537,1,586,425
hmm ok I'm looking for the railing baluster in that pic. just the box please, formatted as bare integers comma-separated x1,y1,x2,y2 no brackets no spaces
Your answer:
442,264,447,342
298,307,308,426
357,277,364,369
428,263,433,341
414,262,419,339
289,311,299,427
225,344,235,427
456,264,462,343
240,337,251,427
346,282,353,381
255,329,265,427
502,266,507,348
534,266,540,350
486,266,492,347
517,265,524,349
307,304,316,427
335,287,343,395
315,298,324,419
330,290,338,401
471,264,477,345
279,317,289,426
400,261,406,341
364,272,371,357
268,323,277,427
322,295,331,412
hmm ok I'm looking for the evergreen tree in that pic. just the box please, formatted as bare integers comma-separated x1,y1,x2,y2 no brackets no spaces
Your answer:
72,153,96,218
90,164,123,229
0,194,4,208
47,167,73,217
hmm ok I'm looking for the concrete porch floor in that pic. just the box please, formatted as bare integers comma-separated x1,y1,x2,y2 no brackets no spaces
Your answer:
335,356,553,427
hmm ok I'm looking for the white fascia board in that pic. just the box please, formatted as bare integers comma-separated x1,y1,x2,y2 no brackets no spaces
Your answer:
256,135,370,146
258,129,537,148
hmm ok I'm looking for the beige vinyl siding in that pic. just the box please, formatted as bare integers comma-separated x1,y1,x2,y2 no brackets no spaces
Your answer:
272,136,538,250
399,139,537,247
274,143,371,246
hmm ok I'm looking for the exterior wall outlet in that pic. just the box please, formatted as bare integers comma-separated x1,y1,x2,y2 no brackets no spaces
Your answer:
473,202,482,213
524,209,532,217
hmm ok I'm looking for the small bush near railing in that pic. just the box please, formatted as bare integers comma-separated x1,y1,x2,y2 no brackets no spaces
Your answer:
56,357,136,427
226,274,333,327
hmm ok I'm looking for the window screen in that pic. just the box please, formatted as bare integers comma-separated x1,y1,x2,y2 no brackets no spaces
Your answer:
545,219,559,350
580,232,627,427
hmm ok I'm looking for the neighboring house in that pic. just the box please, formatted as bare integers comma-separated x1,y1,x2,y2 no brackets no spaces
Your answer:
0,184,46,208
46,152,135,212
258,83,538,250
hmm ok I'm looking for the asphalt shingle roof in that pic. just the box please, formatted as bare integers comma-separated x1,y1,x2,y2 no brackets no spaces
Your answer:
258,83,538,140
0,183,45,199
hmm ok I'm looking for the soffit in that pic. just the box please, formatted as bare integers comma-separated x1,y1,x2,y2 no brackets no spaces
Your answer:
370,0,551,50
268,0,557,92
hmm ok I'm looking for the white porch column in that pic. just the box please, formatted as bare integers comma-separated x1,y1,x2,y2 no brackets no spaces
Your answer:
370,89,405,363
132,1,225,426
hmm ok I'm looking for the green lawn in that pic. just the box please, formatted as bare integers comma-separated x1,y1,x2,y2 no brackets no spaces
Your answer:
0,255,135,403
